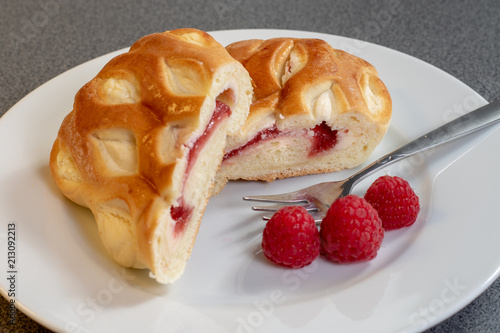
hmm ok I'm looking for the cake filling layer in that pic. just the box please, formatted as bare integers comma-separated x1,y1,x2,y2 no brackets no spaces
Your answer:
309,122,340,156
223,121,341,162
171,101,231,234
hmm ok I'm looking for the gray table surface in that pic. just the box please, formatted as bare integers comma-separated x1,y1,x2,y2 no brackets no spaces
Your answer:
1,0,499,332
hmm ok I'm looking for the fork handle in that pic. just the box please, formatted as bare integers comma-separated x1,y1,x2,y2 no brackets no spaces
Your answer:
347,99,500,187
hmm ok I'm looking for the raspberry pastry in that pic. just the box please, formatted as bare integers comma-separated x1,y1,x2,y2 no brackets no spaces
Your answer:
50,29,252,283
213,37,391,193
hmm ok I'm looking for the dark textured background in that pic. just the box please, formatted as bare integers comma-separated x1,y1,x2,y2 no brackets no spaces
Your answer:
1,0,499,332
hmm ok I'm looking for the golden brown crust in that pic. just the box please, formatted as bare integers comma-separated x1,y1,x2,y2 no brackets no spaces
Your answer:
50,28,253,282
226,37,391,135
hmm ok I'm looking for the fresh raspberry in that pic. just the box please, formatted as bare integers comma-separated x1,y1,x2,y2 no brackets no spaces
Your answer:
262,206,320,269
364,175,420,230
320,195,384,263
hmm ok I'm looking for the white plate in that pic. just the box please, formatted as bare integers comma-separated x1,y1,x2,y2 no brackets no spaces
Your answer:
1,29,499,333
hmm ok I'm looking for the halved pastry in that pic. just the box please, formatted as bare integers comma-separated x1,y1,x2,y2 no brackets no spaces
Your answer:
50,29,253,283
213,37,392,193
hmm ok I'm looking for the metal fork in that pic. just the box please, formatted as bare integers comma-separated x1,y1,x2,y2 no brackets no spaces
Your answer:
243,100,500,222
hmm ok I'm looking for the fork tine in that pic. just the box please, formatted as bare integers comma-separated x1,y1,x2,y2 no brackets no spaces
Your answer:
243,193,307,204
252,203,319,212
258,201,326,223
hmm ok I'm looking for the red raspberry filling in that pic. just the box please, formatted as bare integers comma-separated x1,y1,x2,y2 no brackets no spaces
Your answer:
170,197,193,235
223,125,281,161
170,101,231,234
308,122,339,156
223,121,341,161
